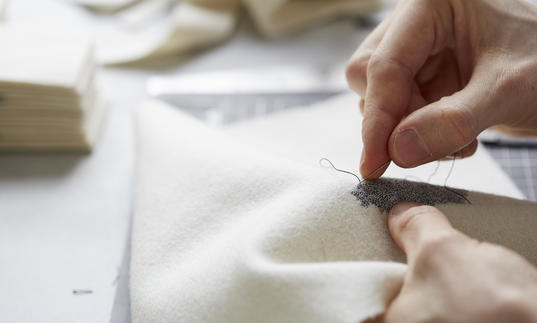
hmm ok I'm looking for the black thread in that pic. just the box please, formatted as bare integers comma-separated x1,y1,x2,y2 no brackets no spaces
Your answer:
319,158,390,183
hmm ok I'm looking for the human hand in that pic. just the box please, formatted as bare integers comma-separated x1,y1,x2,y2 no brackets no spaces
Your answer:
384,203,537,323
346,0,537,179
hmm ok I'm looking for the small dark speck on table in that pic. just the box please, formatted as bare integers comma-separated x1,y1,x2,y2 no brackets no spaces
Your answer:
352,178,469,213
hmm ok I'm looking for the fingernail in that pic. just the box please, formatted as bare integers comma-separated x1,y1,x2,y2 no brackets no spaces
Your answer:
394,129,431,166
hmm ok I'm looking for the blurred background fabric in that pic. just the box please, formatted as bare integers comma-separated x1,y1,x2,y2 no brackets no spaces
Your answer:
57,0,390,64
0,0,6,20
64,0,140,12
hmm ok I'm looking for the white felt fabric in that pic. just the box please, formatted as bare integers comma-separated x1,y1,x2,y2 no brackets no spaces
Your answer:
132,97,537,323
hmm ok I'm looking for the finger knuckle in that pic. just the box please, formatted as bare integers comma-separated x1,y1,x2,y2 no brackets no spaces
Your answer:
368,53,414,81
494,66,532,97
362,105,400,135
359,99,365,115
408,0,448,7
346,52,371,83
413,234,458,270
408,0,429,5
438,105,479,148
490,63,537,127
394,205,437,234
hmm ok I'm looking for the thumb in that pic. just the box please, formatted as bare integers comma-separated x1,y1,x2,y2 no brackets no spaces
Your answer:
388,203,457,263
388,82,495,168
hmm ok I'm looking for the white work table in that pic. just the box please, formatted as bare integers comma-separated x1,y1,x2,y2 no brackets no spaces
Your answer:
0,1,372,322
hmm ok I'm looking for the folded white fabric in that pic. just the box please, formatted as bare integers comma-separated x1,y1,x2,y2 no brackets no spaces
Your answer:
243,0,386,37
188,0,387,37
132,98,537,323
0,26,104,151
97,0,387,64
64,0,138,12
101,1,236,65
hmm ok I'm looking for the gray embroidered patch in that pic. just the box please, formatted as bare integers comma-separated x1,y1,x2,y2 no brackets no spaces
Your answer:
351,178,469,213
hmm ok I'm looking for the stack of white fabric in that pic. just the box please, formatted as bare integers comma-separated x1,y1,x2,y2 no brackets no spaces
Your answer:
65,0,137,12
0,26,104,151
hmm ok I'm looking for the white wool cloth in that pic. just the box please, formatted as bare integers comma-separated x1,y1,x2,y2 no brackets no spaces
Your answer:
132,97,537,323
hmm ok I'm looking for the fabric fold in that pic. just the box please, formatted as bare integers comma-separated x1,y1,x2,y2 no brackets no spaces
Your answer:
100,1,236,65
243,0,385,37
65,0,139,13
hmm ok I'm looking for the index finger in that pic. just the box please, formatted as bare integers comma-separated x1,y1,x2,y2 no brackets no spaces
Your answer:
361,0,452,178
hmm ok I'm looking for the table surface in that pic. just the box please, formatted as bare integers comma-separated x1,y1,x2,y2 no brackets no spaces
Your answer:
2,1,537,323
